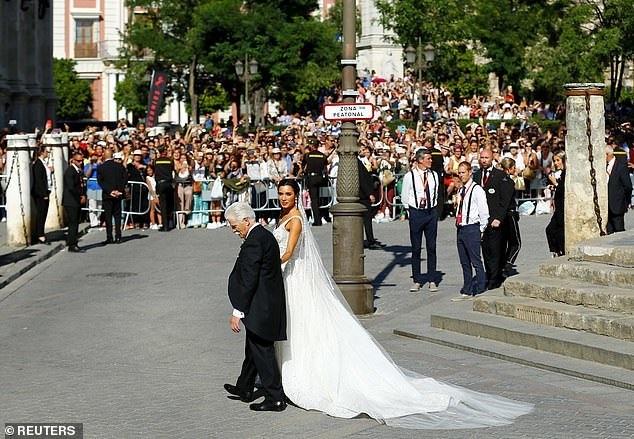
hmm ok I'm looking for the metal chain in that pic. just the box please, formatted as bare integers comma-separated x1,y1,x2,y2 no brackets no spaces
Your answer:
585,91,605,236
2,147,20,190
15,152,30,245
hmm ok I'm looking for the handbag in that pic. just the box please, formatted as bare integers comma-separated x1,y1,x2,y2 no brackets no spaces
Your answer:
380,169,395,186
209,178,224,200
512,175,526,191
192,181,202,194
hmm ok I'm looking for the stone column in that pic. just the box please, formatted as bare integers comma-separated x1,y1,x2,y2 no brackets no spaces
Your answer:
5,135,33,246
43,134,67,230
564,83,609,250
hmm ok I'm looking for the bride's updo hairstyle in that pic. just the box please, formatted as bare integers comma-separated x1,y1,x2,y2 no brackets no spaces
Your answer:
278,178,301,204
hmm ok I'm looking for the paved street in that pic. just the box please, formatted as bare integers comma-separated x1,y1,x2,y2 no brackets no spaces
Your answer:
1,214,633,438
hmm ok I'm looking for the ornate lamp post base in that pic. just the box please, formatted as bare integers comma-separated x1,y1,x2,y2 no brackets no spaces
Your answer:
331,202,374,315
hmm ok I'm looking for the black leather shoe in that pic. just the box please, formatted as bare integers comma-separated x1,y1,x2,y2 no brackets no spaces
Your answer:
102,238,114,245
224,384,254,403
249,399,287,412
114,238,122,244
371,240,387,248
368,243,383,250
68,245,85,253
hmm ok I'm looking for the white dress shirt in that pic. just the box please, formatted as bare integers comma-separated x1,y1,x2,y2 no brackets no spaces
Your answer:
401,167,439,209
456,180,489,232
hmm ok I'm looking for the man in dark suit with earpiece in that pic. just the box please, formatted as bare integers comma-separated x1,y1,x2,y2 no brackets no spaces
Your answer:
62,151,86,252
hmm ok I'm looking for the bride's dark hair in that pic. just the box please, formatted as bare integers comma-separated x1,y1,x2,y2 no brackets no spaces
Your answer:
277,178,301,199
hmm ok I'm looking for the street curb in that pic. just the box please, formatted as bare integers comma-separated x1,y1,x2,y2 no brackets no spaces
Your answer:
0,242,65,290
0,224,90,292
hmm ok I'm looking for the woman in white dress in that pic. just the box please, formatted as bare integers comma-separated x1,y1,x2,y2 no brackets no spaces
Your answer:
272,179,533,430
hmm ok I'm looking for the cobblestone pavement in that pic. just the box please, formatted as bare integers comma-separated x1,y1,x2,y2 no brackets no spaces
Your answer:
0,214,633,438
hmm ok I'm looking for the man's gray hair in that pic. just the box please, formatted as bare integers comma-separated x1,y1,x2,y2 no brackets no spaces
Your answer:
225,202,256,222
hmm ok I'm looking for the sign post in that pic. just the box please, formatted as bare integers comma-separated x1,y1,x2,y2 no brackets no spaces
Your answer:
322,103,374,122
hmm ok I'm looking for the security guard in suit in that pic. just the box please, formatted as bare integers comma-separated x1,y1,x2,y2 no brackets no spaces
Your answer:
303,138,328,226
472,148,515,290
154,148,174,231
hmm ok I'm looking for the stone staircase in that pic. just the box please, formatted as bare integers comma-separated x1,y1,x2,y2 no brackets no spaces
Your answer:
425,230,634,388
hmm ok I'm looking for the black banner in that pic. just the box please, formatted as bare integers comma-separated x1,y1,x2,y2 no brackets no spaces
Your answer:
145,71,169,128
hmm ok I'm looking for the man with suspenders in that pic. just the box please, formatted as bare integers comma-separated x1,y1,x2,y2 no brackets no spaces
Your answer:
454,161,489,299
401,148,440,293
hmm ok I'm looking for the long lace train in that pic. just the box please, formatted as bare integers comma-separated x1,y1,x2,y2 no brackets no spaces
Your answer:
273,210,533,429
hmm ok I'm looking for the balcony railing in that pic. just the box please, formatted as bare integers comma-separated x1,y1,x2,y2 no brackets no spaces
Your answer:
74,40,153,60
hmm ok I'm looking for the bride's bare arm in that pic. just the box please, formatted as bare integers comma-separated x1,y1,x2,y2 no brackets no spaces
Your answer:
281,217,302,264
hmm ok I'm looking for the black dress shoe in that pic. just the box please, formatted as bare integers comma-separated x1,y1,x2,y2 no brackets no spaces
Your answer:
114,238,122,244
102,238,114,245
368,243,383,250
249,399,287,412
371,240,387,248
223,384,254,402
68,245,85,253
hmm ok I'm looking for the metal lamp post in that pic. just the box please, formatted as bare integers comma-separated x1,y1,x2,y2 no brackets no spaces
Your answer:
234,56,258,132
405,39,434,122
330,0,374,315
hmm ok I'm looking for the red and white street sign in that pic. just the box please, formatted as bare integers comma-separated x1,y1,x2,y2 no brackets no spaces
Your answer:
322,103,375,121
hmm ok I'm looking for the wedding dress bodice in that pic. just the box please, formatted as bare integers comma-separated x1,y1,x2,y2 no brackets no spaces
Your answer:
273,216,303,266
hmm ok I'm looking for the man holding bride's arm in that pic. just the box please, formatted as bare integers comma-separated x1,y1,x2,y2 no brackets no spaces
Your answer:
225,202,287,412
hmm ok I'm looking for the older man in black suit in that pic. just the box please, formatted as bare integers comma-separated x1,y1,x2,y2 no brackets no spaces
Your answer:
62,151,86,252
224,202,287,412
606,145,633,234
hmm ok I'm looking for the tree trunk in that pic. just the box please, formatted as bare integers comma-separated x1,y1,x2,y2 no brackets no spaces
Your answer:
189,56,199,124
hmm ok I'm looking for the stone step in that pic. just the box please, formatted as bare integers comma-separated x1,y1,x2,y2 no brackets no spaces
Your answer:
427,309,633,371
503,273,634,314
567,229,634,267
393,324,634,391
539,259,634,288
473,290,634,340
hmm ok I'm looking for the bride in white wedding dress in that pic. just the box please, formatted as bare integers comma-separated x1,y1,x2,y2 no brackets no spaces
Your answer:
272,179,532,429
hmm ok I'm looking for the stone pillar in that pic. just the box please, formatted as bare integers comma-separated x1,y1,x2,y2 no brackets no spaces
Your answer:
564,83,609,250
5,135,33,246
42,134,67,230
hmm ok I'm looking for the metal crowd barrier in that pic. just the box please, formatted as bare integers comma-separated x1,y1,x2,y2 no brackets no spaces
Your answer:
81,180,151,230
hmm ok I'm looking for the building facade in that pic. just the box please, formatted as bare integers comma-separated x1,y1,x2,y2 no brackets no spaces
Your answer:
52,0,186,125
0,0,56,132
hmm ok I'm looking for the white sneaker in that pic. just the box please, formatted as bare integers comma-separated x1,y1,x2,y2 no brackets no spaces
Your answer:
409,283,421,292
206,223,215,229
429,282,439,292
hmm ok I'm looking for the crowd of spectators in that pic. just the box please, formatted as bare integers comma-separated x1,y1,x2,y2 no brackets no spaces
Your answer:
0,72,633,229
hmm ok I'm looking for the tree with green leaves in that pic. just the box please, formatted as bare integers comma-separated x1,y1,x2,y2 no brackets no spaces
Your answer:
119,0,340,125
53,58,93,120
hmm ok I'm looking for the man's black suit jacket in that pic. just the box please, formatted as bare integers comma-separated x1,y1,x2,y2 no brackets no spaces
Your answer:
473,167,515,224
97,159,128,199
608,160,632,215
358,159,377,207
31,159,50,198
62,165,84,207
228,225,287,342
